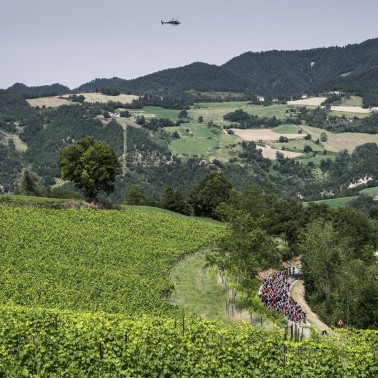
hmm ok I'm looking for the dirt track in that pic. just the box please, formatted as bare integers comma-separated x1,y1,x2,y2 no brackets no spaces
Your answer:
290,280,331,333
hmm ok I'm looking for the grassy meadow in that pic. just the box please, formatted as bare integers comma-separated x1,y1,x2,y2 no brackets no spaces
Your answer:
340,96,363,107
190,102,289,126
360,186,378,196
169,252,229,322
275,139,324,153
165,122,241,161
132,106,181,121
306,196,357,207
0,130,28,152
304,185,378,208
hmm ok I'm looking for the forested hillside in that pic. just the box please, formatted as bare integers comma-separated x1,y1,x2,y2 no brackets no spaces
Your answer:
6,82,71,98
313,68,378,107
77,63,249,94
5,38,378,105
223,38,378,98
72,38,378,103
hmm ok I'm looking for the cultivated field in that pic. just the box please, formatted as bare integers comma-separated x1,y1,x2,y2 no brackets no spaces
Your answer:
256,145,302,159
115,117,141,129
288,96,378,113
288,98,327,106
330,105,377,114
360,186,378,196
0,204,375,376
231,129,305,159
130,102,378,162
231,129,304,142
230,122,378,161
269,125,378,154
307,196,357,207
74,93,139,104
27,96,71,108
27,93,139,108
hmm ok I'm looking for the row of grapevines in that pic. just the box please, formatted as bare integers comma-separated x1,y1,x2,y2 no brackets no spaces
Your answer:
0,306,376,377
0,206,223,314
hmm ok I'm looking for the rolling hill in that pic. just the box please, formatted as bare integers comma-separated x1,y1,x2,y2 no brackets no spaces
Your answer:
223,38,378,99
6,38,378,105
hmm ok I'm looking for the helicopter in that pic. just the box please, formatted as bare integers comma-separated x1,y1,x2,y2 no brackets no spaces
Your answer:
161,18,181,25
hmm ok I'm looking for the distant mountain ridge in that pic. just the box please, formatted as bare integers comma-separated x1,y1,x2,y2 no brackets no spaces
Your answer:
223,38,378,98
76,63,249,94
6,38,378,105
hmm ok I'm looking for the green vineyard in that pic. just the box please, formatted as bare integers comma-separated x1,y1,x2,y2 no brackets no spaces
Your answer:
0,206,223,314
0,306,376,377
0,205,377,376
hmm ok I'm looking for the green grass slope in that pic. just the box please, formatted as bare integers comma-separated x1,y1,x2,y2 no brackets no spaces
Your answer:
169,252,228,321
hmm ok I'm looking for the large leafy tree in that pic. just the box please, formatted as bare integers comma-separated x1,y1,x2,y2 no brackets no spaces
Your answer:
16,167,45,197
211,187,281,286
58,136,121,200
189,171,232,219
161,187,191,215
299,218,378,328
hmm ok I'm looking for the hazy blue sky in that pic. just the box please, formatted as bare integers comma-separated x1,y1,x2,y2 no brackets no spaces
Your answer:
1,0,377,89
